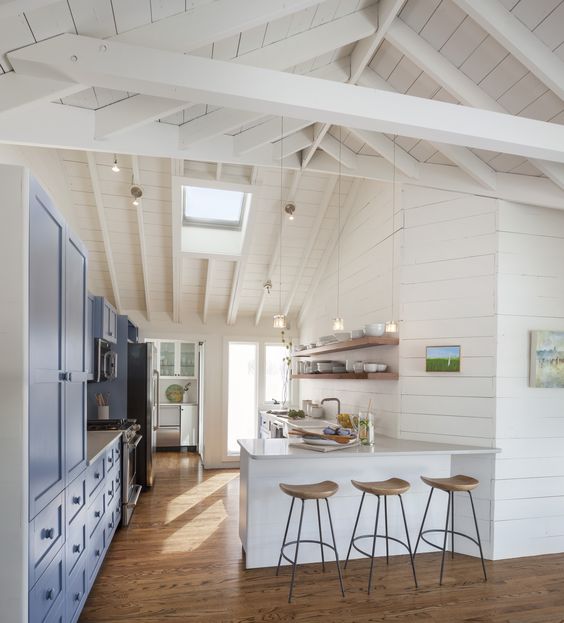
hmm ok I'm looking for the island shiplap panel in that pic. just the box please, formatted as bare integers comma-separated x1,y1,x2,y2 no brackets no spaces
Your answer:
399,185,498,447
494,200,564,559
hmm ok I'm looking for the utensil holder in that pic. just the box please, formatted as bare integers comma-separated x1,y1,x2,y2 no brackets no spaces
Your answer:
98,405,110,420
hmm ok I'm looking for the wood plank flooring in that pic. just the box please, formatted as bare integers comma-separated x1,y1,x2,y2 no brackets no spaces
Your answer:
80,452,564,623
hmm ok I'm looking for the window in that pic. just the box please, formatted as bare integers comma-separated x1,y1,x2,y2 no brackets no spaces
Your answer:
182,185,247,230
227,342,258,455
264,343,288,404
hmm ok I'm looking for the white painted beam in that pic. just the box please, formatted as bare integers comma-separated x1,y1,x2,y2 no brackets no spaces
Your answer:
234,117,312,155
301,123,331,169
171,158,184,323
348,128,419,179
178,6,379,147
429,141,496,190
283,176,337,316
0,0,59,19
95,95,187,139
318,133,358,170
131,155,152,321
298,179,361,326
273,128,313,159
86,152,122,313
215,163,222,181
0,72,82,115
202,259,214,324
453,0,564,102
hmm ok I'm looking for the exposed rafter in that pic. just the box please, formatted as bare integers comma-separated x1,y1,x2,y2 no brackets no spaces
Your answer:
131,155,152,321
171,158,184,323
298,178,362,326
86,152,122,313
453,0,564,102
283,176,338,316
215,163,222,181
319,133,357,169
234,117,312,155
0,72,82,115
273,128,313,160
202,259,214,324
301,0,405,169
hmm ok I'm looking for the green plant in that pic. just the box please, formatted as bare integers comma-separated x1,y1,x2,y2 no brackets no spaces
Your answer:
280,330,293,406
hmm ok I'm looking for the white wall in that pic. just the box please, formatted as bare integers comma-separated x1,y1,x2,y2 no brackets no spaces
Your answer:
493,200,564,559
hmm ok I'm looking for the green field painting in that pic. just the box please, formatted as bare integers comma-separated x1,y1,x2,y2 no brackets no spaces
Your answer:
426,346,461,372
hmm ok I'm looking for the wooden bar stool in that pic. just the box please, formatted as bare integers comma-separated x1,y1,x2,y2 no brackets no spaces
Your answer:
414,475,487,585
345,478,417,593
276,480,345,603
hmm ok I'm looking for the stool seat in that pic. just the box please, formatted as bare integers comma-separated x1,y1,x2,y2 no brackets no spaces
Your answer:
421,475,479,493
279,480,338,500
352,477,411,496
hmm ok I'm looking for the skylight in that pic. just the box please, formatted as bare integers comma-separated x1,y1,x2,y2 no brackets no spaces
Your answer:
182,185,246,230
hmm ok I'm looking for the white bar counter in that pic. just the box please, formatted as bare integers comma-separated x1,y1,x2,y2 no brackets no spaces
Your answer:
238,437,499,569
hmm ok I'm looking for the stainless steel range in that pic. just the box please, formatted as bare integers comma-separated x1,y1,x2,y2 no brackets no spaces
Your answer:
87,418,142,526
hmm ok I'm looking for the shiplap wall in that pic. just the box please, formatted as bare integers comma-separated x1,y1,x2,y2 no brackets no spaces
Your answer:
494,200,564,559
299,179,401,436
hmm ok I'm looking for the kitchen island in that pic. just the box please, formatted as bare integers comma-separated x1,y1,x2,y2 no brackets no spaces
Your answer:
238,436,499,569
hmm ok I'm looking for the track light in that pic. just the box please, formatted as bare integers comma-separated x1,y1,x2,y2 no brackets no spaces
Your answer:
112,156,120,173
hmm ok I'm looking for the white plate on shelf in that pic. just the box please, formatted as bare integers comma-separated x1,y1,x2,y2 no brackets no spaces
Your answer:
302,435,354,446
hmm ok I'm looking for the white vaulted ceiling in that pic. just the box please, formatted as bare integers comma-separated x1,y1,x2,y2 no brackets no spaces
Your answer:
1,0,564,324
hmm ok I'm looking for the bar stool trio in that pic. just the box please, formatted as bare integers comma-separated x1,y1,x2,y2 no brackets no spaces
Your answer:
277,472,488,602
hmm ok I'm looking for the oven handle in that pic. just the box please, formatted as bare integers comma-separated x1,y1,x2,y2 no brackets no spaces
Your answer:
127,434,142,449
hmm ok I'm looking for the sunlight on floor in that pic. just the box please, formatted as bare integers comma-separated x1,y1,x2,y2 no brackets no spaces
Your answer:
161,499,229,554
164,472,239,524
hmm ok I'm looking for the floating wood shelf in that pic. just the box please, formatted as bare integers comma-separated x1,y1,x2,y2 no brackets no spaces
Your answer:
292,372,399,381
293,336,399,357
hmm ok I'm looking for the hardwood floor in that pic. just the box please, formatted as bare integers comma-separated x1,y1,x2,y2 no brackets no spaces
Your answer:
80,452,564,623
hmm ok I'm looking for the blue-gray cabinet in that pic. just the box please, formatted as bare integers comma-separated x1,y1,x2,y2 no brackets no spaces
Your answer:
92,296,118,344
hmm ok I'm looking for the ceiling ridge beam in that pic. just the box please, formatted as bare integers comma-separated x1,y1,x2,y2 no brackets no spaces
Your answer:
131,155,152,321
255,170,302,326
298,178,361,326
301,0,405,169
452,0,564,102
86,152,122,313
283,176,338,316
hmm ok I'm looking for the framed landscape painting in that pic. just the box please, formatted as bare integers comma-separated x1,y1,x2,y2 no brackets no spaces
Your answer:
530,331,564,388
426,346,461,372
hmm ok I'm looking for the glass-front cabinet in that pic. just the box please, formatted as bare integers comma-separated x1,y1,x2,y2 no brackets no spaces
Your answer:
156,340,197,378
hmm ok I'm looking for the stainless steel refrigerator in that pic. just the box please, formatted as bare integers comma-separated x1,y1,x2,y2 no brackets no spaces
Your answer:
127,342,159,487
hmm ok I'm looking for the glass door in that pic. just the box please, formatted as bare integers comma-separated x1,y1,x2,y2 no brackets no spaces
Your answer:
159,341,176,377
226,342,258,455
180,342,196,377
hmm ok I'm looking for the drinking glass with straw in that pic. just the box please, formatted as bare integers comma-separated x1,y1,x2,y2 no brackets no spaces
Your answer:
358,400,375,446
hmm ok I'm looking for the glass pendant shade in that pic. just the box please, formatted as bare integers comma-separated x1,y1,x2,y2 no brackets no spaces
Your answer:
273,314,287,329
333,317,345,331
385,320,398,334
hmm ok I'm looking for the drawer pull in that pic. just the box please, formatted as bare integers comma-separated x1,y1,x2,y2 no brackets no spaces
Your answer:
45,589,54,601
72,544,81,553
108,457,113,464
94,510,101,518
72,495,82,505
108,489,113,496
95,549,101,557
108,521,114,529
74,593,82,602
94,472,101,479
42,528,55,540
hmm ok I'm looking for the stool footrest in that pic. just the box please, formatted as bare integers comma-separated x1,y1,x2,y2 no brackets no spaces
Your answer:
351,533,412,560
419,528,481,552
279,539,338,566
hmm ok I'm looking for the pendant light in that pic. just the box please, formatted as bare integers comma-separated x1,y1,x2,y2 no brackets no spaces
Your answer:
385,135,398,335
273,116,287,329
332,126,344,332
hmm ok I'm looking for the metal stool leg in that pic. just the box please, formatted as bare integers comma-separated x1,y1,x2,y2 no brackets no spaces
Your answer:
414,487,434,556
367,496,381,594
384,495,389,564
288,500,305,603
468,491,487,581
439,492,451,586
316,499,325,572
325,498,345,597
345,492,365,569
277,497,295,575
451,492,455,559
398,494,418,588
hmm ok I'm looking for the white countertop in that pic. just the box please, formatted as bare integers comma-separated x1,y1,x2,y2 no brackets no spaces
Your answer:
87,431,122,464
238,436,499,459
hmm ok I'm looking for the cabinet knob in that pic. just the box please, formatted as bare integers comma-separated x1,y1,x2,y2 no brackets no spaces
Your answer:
72,544,81,553
108,489,112,496
43,528,55,540
95,549,101,557
108,456,113,463
94,472,100,479
74,593,81,602
94,510,101,518
108,521,113,529
72,495,81,504
46,589,54,601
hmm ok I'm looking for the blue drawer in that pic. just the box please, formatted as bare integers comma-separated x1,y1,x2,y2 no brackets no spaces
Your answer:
66,560,87,623
87,488,106,539
106,475,115,506
66,474,87,526
105,443,115,475
66,509,87,577
29,547,64,623
29,493,65,588
87,523,105,589
87,454,105,502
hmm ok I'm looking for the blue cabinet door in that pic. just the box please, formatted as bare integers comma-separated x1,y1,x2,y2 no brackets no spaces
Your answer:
65,231,88,482
29,178,65,519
